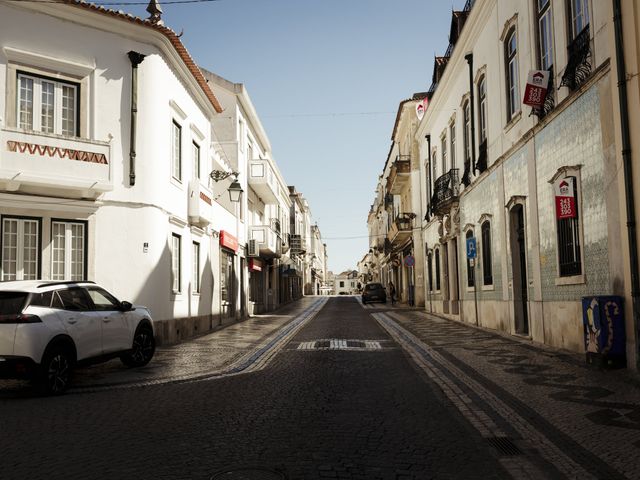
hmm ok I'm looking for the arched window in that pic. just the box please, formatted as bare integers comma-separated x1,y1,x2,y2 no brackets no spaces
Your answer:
441,133,447,174
449,118,456,169
477,76,487,143
463,100,471,164
537,0,554,70
505,28,520,120
466,230,475,287
435,247,441,291
569,0,589,40
481,221,493,285
427,250,434,292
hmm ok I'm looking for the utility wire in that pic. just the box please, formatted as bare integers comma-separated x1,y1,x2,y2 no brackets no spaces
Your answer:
6,0,223,5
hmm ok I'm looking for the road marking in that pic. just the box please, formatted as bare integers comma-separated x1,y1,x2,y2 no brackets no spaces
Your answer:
296,339,383,351
374,312,596,480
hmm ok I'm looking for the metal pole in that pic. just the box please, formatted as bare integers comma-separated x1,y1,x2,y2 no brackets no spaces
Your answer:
473,258,479,326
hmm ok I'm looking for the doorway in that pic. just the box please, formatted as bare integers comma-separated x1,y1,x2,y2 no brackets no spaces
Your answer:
510,204,529,335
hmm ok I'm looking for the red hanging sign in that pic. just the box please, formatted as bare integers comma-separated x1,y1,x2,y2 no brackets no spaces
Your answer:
220,230,238,252
523,70,550,109
249,259,263,272
554,177,577,219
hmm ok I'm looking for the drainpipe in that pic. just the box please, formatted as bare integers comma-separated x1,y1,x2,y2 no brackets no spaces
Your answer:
426,134,432,221
128,51,146,186
613,0,640,368
465,52,477,173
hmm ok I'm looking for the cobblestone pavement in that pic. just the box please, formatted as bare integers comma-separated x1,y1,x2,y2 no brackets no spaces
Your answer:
0,296,324,396
3,296,637,479
1,296,512,480
378,308,640,479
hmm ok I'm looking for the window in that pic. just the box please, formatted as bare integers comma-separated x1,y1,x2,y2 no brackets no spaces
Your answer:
505,28,520,120
435,248,441,291
86,287,120,311
340,281,345,288
51,221,85,281
427,251,434,292
556,176,582,276
463,100,471,163
441,134,447,174
192,142,200,181
171,121,182,181
57,287,91,311
478,76,487,143
569,0,589,39
171,233,181,293
2,217,40,281
481,221,493,285
192,241,200,294
537,0,554,70
449,120,456,169
17,73,78,136
432,151,438,181
466,230,475,288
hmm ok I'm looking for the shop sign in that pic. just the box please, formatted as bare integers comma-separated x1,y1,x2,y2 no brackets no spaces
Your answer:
523,70,550,108
220,230,238,252
554,177,577,219
249,258,262,272
416,97,429,121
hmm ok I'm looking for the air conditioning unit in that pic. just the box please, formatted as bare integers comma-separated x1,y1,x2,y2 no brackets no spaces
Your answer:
248,239,259,257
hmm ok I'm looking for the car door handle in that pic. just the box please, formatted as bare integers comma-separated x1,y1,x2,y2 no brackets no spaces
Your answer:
103,317,112,323
66,319,77,325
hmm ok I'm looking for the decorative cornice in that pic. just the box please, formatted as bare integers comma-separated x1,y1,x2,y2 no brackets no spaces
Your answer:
548,164,583,184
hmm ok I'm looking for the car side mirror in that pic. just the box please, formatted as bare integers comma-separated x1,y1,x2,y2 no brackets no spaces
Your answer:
120,301,134,311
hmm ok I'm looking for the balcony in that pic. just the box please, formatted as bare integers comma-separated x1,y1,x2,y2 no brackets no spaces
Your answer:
0,128,111,198
387,213,415,246
476,140,488,174
248,159,278,204
386,155,411,195
188,180,213,226
290,233,307,255
249,224,280,258
431,168,459,216
560,26,591,91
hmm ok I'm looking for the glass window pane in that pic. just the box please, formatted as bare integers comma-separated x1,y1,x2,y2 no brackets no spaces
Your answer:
22,220,39,280
61,85,76,136
51,223,66,281
172,234,181,292
41,81,55,134
2,219,18,281
192,242,200,293
192,143,200,180
172,122,181,180
18,76,34,130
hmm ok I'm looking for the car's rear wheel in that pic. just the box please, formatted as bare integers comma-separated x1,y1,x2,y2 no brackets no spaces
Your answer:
121,326,155,368
38,346,73,395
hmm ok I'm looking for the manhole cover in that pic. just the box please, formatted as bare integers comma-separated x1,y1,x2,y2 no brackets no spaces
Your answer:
210,467,286,480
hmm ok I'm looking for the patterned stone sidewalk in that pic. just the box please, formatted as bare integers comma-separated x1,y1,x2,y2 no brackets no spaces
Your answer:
381,309,640,479
0,296,325,395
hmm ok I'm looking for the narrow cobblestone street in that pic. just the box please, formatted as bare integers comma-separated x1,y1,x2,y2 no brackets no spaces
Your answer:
2,296,640,479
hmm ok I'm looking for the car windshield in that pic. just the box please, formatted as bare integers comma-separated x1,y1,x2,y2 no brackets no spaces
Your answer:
0,292,29,315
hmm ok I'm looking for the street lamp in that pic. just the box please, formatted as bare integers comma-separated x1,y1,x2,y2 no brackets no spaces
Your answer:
210,169,243,203
227,179,243,203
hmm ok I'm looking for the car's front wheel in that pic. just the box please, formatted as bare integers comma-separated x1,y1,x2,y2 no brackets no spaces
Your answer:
121,326,155,368
38,346,73,395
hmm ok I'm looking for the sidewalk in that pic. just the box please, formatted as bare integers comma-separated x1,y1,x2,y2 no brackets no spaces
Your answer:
0,296,322,394
384,308,640,479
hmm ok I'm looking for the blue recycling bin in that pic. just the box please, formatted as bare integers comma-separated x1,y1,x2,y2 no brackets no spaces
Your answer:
582,296,626,368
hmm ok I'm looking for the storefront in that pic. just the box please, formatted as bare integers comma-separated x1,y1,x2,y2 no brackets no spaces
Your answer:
219,230,238,322
248,257,264,314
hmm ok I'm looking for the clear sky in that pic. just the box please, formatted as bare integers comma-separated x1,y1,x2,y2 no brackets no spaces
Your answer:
124,0,462,273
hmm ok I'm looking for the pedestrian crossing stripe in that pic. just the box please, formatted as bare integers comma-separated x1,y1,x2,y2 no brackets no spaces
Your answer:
296,339,383,351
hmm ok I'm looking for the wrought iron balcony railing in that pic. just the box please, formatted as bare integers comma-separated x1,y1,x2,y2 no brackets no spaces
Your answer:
431,168,460,216
476,139,487,174
560,26,591,91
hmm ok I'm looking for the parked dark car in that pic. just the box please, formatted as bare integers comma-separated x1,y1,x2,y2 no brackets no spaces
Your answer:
362,282,387,305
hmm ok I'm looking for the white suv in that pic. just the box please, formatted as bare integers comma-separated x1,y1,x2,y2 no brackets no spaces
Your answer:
0,280,155,394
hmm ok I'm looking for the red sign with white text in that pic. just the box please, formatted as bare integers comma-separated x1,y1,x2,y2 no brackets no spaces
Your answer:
523,70,550,108
554,177,576,219
249,259,263,272
220,230,239,252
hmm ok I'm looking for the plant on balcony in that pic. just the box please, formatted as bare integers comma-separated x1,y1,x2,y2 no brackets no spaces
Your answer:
560,26,591,91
